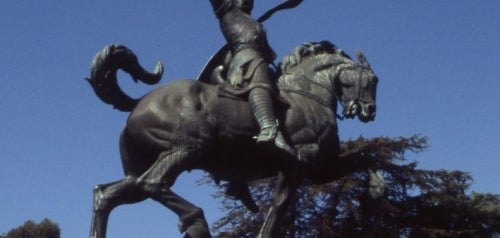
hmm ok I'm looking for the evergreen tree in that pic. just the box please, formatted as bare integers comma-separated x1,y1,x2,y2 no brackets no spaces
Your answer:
207,136,500,238
0,219,60,238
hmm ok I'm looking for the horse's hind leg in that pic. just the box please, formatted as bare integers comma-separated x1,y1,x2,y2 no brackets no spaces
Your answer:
90,177,147,238
137,147,211,238
153,188,210,238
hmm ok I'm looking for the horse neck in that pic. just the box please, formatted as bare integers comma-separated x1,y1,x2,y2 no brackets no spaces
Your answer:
278,55,339,110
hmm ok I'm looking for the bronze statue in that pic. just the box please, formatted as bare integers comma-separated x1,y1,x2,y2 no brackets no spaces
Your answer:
86,41,379,238
85,2,380,238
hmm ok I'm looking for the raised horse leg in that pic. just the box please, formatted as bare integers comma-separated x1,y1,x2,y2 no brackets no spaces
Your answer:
257,167,304,238
90,147,210,238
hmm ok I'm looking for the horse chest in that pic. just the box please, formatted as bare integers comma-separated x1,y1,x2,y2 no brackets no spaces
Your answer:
287,106,338,161
287,103,336,136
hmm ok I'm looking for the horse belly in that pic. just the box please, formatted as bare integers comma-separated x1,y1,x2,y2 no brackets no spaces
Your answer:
209,96,257,138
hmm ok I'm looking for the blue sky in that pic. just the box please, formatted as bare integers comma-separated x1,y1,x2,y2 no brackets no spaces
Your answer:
1,1,499,237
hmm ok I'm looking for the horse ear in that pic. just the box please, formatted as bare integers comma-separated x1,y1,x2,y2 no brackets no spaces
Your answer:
355,50,371,68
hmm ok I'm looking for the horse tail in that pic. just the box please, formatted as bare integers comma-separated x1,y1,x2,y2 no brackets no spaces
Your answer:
85,45,164,112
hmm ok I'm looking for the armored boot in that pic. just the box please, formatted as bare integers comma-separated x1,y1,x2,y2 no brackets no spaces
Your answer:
249,87,296,157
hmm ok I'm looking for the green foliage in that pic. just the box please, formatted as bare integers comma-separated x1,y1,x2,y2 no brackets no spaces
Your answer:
0,219,60,238
208,135,500,238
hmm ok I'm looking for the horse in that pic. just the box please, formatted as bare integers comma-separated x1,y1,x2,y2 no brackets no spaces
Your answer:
85,41,379,238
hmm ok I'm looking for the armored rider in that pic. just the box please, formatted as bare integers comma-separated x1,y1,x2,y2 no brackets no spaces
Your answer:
209,0,296,157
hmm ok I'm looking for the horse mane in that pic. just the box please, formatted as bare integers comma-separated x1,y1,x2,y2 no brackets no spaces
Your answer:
279,40,352,73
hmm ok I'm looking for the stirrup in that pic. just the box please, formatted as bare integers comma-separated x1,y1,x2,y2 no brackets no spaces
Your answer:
254,126,296,157
273,131,296,157
254,125,278,143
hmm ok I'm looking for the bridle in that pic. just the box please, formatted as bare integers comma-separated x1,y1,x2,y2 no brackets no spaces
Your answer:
280,60,370,120
333,63,374,108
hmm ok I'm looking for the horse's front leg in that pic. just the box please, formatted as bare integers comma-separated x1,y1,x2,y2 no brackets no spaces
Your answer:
257,168,304,238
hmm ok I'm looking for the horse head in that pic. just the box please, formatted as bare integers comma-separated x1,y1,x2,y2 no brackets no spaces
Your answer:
280,41,378,122
335,50,378,122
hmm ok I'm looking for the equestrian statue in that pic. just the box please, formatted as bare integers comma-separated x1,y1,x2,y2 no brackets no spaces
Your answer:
85,1,382,237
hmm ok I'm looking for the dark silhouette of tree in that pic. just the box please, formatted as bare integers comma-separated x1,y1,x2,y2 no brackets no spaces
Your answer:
0,219,60,238
207,136,500,238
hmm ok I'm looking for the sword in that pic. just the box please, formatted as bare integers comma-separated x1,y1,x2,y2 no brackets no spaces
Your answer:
197,0,304,83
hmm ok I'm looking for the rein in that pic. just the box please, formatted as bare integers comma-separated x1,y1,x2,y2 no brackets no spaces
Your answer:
280,87,331,108
280,82,345,121
279,73,346,120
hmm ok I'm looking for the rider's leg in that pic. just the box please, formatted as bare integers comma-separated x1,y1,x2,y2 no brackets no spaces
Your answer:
249,86,277,141
248,86,296,157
